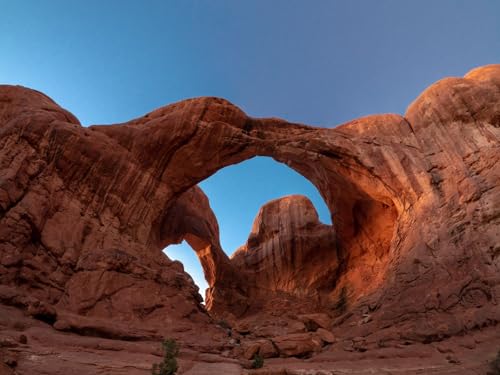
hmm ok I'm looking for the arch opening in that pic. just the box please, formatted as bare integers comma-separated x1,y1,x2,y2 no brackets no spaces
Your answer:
199,156,332,255
161,156,334,304
163,241,209,302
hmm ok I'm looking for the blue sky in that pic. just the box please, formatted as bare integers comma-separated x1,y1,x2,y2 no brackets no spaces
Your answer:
2,1,499,297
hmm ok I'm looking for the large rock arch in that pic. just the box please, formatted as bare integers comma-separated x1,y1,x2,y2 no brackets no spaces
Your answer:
0,65,499,344
88,96,408,312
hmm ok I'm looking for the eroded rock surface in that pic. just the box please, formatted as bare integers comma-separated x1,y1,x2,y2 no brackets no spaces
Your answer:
231,195,337,300
1,65,499,373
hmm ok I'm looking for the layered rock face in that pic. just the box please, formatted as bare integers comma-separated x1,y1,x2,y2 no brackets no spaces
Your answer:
231,195,338,299
0,87,224,341
0,65,499,373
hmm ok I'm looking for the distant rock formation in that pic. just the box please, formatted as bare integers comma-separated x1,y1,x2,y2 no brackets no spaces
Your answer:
0,65,499,374
231,195,338,299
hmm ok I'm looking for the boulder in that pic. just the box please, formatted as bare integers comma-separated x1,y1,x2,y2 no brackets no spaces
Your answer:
298,314,332,331
272,333,323,357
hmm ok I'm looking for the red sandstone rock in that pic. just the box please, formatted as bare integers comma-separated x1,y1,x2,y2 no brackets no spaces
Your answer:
316,328,335,344
242,339,278,359
297,314,332,331
272,333,323,357
0,65,499,373
231,195,338,300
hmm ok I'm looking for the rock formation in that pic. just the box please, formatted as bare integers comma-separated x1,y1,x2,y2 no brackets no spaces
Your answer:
0,65,499,374
231,195,338,299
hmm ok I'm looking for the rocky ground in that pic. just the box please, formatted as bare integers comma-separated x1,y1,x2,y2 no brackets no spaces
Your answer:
1,303,498,374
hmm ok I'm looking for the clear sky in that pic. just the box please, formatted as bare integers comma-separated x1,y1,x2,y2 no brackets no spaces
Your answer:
2,1,499,298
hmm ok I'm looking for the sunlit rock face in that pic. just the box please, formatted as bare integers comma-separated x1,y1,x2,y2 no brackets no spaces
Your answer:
231,195,338,299
0,65,499,373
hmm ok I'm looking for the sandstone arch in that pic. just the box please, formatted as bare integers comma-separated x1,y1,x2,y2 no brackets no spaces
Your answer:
0,65,499,342
89,97,406,313
0,84,404,318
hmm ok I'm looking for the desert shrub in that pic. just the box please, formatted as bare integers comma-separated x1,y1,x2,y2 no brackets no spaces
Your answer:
152,338,179,375
252,353,264,369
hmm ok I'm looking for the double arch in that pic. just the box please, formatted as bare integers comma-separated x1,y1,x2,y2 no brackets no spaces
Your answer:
93,97,408,314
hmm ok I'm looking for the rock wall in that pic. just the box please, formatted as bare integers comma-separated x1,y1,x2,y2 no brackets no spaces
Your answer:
0,87,217,339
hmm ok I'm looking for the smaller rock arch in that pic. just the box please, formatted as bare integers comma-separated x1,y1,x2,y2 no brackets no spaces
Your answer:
156,186,249,314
